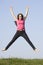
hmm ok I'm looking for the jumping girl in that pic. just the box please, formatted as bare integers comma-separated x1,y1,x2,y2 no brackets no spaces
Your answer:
2,7,38,52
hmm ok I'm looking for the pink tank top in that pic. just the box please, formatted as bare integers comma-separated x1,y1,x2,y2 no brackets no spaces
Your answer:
16,20,25,31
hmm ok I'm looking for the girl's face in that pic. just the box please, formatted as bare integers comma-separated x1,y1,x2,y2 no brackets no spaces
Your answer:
19,14,22,20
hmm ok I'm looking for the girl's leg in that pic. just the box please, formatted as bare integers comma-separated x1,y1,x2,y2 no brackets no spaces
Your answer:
22,31,36,50
4,31,20,50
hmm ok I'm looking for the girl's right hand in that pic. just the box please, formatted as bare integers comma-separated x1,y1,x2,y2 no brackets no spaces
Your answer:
10,6,13,11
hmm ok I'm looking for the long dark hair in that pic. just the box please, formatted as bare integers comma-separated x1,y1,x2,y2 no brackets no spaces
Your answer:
17,13,24,20
14,13,24,26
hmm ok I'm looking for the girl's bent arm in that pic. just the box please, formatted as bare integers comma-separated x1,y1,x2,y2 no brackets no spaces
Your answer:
10,7,17,21
24,7,29,20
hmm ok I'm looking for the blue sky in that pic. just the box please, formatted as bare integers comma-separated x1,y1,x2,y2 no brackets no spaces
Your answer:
0,0,43,59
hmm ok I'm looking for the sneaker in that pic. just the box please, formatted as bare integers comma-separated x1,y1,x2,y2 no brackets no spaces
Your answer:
34,48,40,53
2,49,6,51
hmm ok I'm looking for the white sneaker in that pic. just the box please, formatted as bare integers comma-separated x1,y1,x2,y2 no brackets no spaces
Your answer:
2,49,6,51
34,48,40,53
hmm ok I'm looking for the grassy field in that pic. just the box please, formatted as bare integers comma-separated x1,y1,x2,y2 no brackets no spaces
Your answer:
0,58,43,65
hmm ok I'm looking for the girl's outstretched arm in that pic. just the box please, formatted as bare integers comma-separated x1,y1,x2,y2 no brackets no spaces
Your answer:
10,7,17,21
24,7,29,20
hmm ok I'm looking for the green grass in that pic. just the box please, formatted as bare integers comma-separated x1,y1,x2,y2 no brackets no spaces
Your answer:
0,58,43,65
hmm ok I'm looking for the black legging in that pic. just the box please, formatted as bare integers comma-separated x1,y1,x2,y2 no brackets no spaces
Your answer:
5,30,36,50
